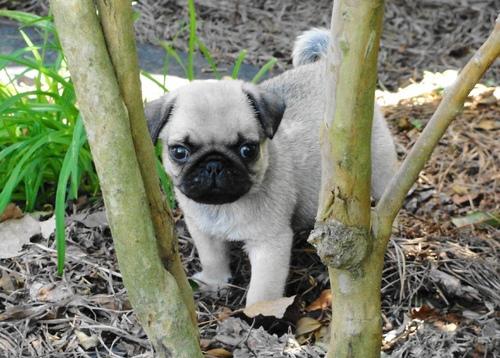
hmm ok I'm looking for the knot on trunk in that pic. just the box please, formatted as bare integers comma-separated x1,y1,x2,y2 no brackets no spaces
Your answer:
307,220,371,270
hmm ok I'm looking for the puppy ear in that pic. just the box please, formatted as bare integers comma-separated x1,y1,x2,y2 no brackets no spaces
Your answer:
242,83,286,139
144,95,176,144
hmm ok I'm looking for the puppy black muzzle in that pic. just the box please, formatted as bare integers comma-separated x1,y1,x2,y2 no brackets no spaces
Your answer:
179,153,252,205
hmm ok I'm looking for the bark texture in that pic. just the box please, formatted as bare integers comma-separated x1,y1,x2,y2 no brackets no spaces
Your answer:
51,1,202,356
95,0,198,329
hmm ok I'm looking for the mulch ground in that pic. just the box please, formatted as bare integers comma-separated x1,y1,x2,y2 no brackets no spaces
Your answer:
1,1,499,357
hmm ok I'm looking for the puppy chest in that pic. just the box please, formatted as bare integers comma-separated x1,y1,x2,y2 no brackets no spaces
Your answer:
189,207,271,241
192,210,244,240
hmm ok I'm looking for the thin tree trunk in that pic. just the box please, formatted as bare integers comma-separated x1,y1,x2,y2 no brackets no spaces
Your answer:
50,1,202,356
95,0,198,329
309,0,385,356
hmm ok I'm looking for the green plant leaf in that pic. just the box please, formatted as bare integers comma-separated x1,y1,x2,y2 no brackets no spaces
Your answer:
55,116,86,275
251,57,277,84
232,49,247,79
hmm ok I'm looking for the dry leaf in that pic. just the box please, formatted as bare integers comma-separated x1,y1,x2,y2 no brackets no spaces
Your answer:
71,210,108,228
0,215,40,258
295,317,322,337
200,338,213,350
29,281,74,303
0,272,15,293
0,203,23,223
243,296,295,319
216,307,233,321
451,184,468,195
75,330,99,350
410,305,439,321
205,348,232,358
306,289,332,311
475,119,497,130
451,192,478,206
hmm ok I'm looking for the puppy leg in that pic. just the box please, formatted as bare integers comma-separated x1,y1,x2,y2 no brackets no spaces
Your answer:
371,106,399,200
187,223,231,291
245,229,293,306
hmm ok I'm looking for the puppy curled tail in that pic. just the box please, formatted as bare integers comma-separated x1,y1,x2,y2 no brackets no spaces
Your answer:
292,28,330,67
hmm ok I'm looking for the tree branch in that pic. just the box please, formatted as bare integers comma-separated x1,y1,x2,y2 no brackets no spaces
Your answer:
374,15,500,241
50,1,202,356
95,0,198,329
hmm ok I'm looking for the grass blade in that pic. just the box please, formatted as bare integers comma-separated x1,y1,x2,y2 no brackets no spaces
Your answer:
141,70,169,93
187,0,197,81
251,57,278,84
232,49,247,79
197,39,221,79
158,41,188,78
55,116,86,274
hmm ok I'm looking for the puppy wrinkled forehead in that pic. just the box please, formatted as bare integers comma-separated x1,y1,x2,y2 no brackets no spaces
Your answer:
166,80,260,145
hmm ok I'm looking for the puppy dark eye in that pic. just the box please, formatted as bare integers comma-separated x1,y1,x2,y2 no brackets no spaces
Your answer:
169,145,190,163
239,143,258,160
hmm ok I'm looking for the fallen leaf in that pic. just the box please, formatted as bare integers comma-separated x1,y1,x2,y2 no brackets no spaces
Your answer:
71,210,108,228
0,203,23,223
0,216,40,258
39,215,56,239
0,271,15,292
410,305,439,321
238,296,300,336
434,321,457,332
451,211,499,228
295,317,322,336
451,192,479,206
243,296,296,319
451,183,468,195
475,119,498,130
29,281,74,302
306,289,332,312
216,307,233,321
205,348,233,358
200,338,213,350
75,330,99,350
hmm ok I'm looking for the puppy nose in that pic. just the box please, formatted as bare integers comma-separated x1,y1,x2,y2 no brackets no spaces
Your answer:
206,160,224,176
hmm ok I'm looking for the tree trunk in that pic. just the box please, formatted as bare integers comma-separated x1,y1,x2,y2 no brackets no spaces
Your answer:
95,0,198,329
50,1,202,356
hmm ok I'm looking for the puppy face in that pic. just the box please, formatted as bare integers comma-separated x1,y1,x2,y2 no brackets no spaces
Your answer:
146,80,285,205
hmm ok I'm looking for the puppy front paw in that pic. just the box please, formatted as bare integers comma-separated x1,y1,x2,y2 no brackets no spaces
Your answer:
191,271,231,292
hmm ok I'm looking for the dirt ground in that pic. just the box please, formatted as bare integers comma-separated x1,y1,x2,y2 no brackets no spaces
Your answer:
0,0,499,357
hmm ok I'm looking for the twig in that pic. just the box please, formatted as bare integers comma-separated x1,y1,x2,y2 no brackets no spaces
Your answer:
375,14,500,241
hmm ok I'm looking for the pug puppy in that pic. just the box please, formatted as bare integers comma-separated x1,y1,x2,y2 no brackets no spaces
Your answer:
146,29,398,306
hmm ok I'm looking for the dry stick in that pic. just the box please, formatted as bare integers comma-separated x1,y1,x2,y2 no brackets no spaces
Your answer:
308,0,386,357
95,0,198,329
374,14,500,243
50,1,202,356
